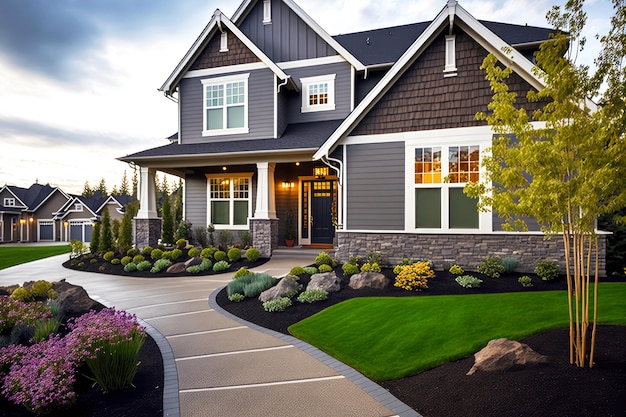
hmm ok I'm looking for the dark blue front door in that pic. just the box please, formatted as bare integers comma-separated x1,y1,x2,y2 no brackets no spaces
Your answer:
311,180,334,244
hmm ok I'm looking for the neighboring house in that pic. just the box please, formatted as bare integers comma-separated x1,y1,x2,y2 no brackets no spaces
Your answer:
0,183,71,243
55,191,133,243
119,0,606,274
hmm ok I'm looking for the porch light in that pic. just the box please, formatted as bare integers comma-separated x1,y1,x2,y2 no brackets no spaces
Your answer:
20,219,26,225
64,221,68,227
314,166,329,178
295,162,300,166
222,166,227,171
29,217,34,223
281,180,295,189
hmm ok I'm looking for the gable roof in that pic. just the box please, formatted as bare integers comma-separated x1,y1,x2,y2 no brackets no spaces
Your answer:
313,1,552,160
232,0,365,71
1,184,68,213
56,191,133,220
160,9,297,96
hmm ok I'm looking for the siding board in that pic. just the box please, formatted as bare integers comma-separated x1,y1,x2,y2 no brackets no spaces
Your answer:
185,175,207,229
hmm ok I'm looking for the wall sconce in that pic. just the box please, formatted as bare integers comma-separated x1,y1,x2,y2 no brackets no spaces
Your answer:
314,167,329,179
281,180,295,189
222,166,227,171
20,219,26,225
295,162,300,166
63,221,69,228
29,217,34,223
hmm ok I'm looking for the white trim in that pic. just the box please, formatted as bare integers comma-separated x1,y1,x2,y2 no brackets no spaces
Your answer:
184,62,265,79
201,73,250,137
37,219,55,241
300,74,336,113
3,198,15,207
273,76,278,138
444,35,457,75
220,32,228,52
277,55,346,70
263,0,271,24
205,172,254,229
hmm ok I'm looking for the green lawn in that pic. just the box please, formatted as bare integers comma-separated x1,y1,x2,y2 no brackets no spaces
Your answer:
0,245,72,270
289,283,626,381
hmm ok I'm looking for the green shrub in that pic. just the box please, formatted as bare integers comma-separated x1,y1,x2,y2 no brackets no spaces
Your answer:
228,247,242,262
518,275,534,287
449,264,464,275
227,273,276,298
150,248,163,260
170,249,182,261
297,289,328,303
263,297,292,312
98,265,106,272
318,264,333,273
301,266,316,275
90,258,98,264
478,256,505,278
502,257,520,273
176,238,187,249
188,248,201,257
124,262,137,272
455,275,483,288
111,258,121,265
198,258,212,271
234,267,251,279
77,262,85,268
186,265,201,274
161,251,172,260
213,260,230,272
214,250,227,262
342,263,359,276
289,266,305,276
33,317,61,343
367,252,388,267
141,246,153,256
394,261,435,291
151,259,172,273
535,260,560,281
103,251,115,262
132,254,145,264
227,279,246,297
10,287,31,302
121,256,132,266
127,248,140,257
314,251,333,266
137,260,152,271
201,247,218,259
228,293,245,302
244,248,259,263
360,262,381,273
31,280,54,298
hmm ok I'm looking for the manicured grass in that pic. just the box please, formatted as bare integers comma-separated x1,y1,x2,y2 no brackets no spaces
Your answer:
0,245,72,270
289,283,626,381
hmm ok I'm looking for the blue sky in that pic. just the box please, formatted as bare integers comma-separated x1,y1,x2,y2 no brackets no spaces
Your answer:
0,0,614,194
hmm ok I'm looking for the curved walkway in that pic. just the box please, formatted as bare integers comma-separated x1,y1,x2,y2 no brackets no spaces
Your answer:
0,250,420,417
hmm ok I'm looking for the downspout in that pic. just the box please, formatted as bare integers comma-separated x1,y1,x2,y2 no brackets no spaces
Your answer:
320,153,344,231
277,76,290,93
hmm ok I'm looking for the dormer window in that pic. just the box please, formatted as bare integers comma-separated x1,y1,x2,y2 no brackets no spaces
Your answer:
263,0,271,24
74,203,83,211
220,32,228,52
301,74,336,113
444,35,457,76
4,198,15,207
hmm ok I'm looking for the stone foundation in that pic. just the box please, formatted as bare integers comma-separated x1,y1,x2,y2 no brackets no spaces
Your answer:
336,232,607,276
250,218,279,258
133,218,162,250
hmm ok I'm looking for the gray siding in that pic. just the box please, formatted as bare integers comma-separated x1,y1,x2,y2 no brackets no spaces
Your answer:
239,0,337,62
180,69,275,144
277,89,288,137
286,62,352,124
185,175,207,229
346,142,405,230
492,213,542,232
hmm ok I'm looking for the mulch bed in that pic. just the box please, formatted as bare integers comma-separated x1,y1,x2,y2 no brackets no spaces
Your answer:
216,269,626,417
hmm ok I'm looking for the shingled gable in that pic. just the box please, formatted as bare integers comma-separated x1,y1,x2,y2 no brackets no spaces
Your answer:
231,0,365,71
159,9,297,97
313,1,551,160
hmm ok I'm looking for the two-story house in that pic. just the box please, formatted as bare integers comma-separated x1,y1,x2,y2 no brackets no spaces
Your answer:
120,0,606,274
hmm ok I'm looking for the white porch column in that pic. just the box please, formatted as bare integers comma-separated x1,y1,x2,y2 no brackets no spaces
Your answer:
136,167,158,219
253,162,277,219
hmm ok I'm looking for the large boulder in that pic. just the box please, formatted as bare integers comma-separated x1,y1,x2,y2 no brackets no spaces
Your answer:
467,338,548,375
52,280,100,315
166,262,187,274
184,257,203,268
307,271,341,293
0,284,19,296
259,275,301,302
349,272,390,290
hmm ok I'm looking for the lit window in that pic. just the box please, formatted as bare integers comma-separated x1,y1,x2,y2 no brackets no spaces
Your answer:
301,74,335,113
415,147,442,184
208,175,252,227
202,74,249,136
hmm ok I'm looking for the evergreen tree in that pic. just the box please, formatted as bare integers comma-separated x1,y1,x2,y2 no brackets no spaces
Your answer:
118,200,138,253
174,179,183,226
82,181,94,198
90,222,100,254
112,218,121,243
99,207,113,253
97,178,108,196
161,193,174,245
119,170,130,196
132,168,138,200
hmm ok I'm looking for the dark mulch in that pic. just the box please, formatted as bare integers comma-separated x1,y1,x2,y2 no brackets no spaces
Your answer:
216,269,626,417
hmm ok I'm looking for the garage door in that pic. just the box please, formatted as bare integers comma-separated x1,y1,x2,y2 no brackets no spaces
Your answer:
39,221,54,241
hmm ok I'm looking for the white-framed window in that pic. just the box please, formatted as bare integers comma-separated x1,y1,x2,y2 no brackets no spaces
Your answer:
407,133,489,232
220,32,228,52
444,35,457,76
74,203,83,211
301,74,336,113
206,173,253,228
4,198,15,207
201,74,249,137
263,0,272,24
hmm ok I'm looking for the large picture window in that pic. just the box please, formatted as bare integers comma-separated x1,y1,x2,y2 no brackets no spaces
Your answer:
207,174,252,228
413,144,481,230
202,74,249,136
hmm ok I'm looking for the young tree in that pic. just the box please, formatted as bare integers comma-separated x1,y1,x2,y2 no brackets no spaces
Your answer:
97,178,108,196
118,201,139,253
468,0,626,368
161,193,174,245
132,168,139,200
119,170,130,196
90,222,100,255
174,179,183,226
82,181,94,198
99,206,113,253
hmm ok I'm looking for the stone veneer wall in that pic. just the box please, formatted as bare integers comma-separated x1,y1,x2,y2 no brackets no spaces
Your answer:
336,232,607,277
250,219,279,258
133,218,162,250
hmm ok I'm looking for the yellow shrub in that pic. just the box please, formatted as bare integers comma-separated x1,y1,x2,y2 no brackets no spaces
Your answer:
394,261,435,291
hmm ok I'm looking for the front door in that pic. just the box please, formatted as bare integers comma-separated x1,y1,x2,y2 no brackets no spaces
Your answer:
301,179,336,245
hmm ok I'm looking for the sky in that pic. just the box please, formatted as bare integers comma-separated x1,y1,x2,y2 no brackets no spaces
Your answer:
0,0,615,195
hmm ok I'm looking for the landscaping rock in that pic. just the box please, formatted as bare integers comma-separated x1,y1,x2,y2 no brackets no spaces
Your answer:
184,257,203,268
349,272,390,290
259,275,301,302
307,271,341,293
467,338,548,375
166,262,187,274
52,280,100,315
0,284,19,296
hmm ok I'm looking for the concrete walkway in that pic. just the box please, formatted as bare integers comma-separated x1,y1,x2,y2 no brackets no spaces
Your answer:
0,249,420,417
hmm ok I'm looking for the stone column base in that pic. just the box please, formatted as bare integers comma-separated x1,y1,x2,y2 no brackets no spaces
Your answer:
133,218,162,250
250,219,279,258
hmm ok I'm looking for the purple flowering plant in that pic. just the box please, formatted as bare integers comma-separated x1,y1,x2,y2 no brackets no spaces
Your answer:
0,296,52,336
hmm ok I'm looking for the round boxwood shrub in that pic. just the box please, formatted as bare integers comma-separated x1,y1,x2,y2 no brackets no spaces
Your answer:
176,238,187,249
121,256,132,266
103,251,115,262
198,259,212,271
303,266,318,275
245,247,260,262
213,260,230,272
170,248,183,261
124,262,137,272
342,263,360,276
233,267,251,279
318,264,333,273
150,248,163,260
11,287,31,302
478,256,505,278
31,280,53,298
142,246,153,256
132,254,145,264
214,250,227,262
314,251,333,267
227,247,242,262
137,260,153,271
201,247,218,259
127,248,140,258
289,266,305,276
535,260,560,281
111,258,121,265
161,251,172,260
188,247,201,257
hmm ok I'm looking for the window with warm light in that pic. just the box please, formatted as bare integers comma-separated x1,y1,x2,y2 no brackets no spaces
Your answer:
301,74,335,113
207,174,252,227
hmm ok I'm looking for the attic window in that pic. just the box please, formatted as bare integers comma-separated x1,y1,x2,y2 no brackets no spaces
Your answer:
220,32,228,52
444,35,457,76
74,203,83,211
263,0,271,24
4,198,15,207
